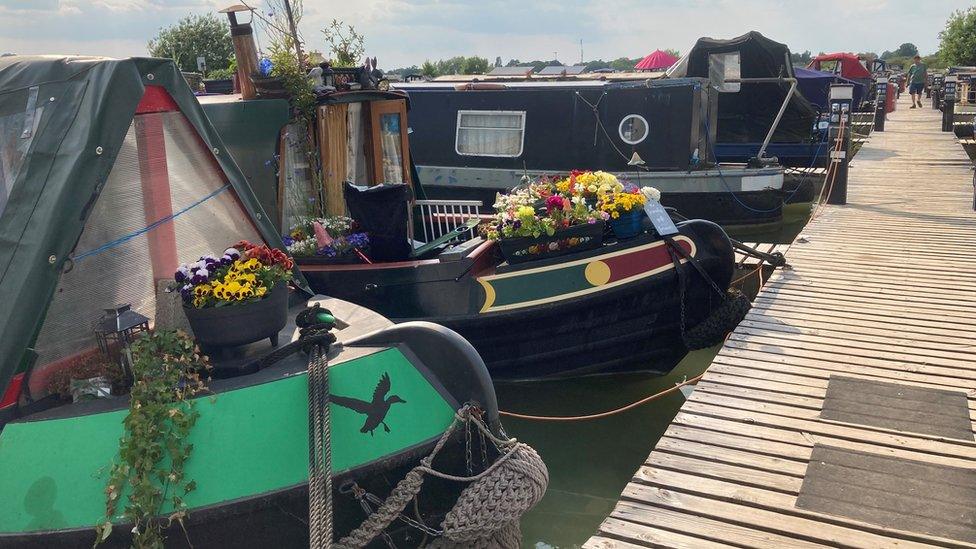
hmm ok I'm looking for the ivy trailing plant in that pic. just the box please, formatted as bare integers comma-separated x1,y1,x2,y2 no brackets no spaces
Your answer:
95,330,210,549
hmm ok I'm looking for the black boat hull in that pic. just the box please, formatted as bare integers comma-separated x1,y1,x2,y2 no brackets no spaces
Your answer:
301,220,735,380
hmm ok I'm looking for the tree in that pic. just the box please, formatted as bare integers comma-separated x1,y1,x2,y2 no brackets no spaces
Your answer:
147,14,233,74
461,56,490,74
495,56,503,67
665,49,681,59
790,50,813,64
321,19,365,67
421,60,438,78
894,43,918,57
939,7,976,66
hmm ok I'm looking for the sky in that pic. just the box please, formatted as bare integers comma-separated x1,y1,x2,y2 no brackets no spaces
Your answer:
0,0,972,69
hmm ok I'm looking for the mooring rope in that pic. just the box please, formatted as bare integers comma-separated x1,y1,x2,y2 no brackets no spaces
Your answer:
498,374,704,422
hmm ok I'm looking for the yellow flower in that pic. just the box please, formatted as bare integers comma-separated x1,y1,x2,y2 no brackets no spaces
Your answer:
254,285,268,297
516,205,536,219
193,296,207,308
193,284,212,297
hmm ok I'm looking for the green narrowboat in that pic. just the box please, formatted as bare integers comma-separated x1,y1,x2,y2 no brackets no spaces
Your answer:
0,56,533,547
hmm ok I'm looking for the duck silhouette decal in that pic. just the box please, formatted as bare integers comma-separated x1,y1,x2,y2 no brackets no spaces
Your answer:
331,373,406,435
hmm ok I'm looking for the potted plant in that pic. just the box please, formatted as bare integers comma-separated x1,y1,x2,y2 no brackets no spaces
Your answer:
485,180,607,264
599,185,662,239
284,215,370,264
175,241,294,349
48,355,125,402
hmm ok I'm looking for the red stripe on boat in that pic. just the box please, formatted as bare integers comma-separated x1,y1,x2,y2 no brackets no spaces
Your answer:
603,239,693,284
0,372,24,409
135,104,179,282
136,85,180,114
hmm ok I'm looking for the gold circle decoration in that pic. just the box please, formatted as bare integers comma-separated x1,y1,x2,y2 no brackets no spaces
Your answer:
584,260,612,286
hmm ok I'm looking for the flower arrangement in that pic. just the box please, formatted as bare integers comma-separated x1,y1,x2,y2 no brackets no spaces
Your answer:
597,185,658,219
554,170,625,198
175,241,293,309
485,181,605,241
283,215,370,259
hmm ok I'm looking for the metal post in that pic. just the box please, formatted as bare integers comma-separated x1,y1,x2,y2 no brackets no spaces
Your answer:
942,75,957,132
873,77,887,132
282,0,305,72
827,84,853,205
932,74,943,110
925,74,932,98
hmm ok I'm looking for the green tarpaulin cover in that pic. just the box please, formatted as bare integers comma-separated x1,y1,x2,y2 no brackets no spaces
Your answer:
0,56,303,399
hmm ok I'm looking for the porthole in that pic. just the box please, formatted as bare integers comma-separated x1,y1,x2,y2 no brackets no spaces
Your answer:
618,114,649,145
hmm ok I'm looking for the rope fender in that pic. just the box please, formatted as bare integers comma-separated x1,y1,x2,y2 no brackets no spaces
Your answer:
335,406,549,548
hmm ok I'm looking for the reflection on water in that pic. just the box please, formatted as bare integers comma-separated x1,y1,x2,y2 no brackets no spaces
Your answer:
498,347,720,548
502,206,812,547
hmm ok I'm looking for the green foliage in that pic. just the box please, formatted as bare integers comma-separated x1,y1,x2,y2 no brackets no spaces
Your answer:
790,50,813,65
95,331,209,549
461,56,490,74
269,44,316,120
322,19,366,67
207,58,237,80
895,43,919,57
940,7,976,66
147,14,233,74
610,57,642,71
420,60,437,78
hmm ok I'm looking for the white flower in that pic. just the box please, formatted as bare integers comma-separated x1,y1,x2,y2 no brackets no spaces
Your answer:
224,247,240,257
640,186,661,202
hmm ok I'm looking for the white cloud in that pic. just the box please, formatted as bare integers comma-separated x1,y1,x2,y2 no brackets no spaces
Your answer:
0,0,971,67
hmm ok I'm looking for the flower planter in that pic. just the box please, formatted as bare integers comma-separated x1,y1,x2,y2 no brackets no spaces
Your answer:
250,75,290,99
610,209,644,239
183,282,288,349
70,376,113,402
499,221,605,264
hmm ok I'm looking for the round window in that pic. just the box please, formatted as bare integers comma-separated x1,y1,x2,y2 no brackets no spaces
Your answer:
618,114,649,145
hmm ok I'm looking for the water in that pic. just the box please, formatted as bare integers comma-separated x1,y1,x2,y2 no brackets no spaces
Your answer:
500,205,813,547
497,347,720,548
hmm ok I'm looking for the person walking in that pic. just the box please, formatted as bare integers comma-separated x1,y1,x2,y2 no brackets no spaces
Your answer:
907,54,927,108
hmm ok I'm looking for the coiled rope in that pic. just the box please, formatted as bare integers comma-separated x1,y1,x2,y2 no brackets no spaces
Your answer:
334,405,548,548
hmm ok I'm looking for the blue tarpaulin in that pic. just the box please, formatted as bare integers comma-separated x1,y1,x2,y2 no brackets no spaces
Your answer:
795,67,867,111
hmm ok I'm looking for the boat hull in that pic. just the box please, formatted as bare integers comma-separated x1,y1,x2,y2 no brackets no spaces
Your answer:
1,318,499,549
300,220,735,380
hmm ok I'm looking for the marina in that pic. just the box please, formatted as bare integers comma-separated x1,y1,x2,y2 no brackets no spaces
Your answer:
586,95,976,548
2,4,975,548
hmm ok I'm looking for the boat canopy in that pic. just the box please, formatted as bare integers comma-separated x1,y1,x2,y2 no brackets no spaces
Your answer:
675,31,818,143
808,53,872,81
0,56,299,403
795,67,867,111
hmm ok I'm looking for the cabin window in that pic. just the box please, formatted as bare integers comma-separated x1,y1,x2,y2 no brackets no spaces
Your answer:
0,86,43,218
618,114,649,145
709,52,741,92
455,110,525,157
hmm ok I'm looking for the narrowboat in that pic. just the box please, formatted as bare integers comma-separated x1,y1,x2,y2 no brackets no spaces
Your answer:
201,83,743,380
394,77,786,228
0,56,533,548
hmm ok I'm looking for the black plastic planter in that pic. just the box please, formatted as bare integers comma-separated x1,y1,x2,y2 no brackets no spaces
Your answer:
183,283,288,349
498,221,605,264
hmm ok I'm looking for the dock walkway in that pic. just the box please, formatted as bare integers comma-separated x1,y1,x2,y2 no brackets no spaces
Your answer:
586,97,976,548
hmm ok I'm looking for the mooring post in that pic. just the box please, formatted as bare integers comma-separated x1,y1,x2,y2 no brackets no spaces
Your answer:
932,73,944,110
942,75,957,132
873,77,887,132
926,74,932,98
827,84,852,205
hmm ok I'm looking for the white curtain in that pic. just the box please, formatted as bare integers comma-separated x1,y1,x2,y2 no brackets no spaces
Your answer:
456,112,523,156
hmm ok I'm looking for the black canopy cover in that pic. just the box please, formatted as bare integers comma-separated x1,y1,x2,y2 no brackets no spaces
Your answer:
684,31,818,143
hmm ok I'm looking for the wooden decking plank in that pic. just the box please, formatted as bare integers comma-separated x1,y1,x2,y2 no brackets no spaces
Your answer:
589,93,976,547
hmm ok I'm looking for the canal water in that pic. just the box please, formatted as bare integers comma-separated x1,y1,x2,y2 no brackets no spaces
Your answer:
500,202,812,547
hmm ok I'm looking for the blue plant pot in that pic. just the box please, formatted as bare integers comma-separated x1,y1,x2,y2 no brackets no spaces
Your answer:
610,209,643,239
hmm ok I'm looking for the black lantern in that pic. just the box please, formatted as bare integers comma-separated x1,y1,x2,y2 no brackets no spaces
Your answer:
94,304,150,377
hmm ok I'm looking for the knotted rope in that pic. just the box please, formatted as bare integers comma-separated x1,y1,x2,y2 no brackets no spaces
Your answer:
335,405,548,548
